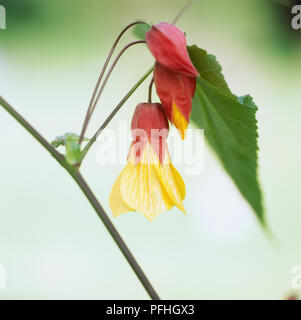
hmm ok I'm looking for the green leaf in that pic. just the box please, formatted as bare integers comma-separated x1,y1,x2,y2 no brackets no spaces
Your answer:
51,133,88,166
188,45,233,96
188,45,265,226
132,22,152,40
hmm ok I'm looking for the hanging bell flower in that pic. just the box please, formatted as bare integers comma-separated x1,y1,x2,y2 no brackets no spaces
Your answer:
109,103,186,221
145,22,199,77
146,22,198,138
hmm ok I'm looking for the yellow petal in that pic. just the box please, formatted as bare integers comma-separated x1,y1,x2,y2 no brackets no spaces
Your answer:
172,102,188,139
120,164,173,221
155,151,186,214
110,143,186,220
109,168,133,217
171,164,186,200
120,144,174,220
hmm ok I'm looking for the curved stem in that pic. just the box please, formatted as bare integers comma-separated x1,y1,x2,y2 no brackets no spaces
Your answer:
172,0,196,24
80,67,153,162
0,97,64,163
148,78,154,103
79,21,147,144
0,96,160,300
79,0,196,145
79,40,146,144
68,168,160,300
86,40,146,130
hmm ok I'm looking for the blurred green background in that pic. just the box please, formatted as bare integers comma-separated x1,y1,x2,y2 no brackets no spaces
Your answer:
0,0,300,299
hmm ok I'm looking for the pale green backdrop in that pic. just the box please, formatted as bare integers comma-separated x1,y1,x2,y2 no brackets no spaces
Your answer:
0,0,300,299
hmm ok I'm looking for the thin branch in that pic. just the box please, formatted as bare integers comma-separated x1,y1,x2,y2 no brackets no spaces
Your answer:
172,0,197,24
80,67,153,162
79,21,147,144
80,40,146,142
70,169,160,300
79,40,146,144
0,96,160,300
148,78,154,103
0,97,64,164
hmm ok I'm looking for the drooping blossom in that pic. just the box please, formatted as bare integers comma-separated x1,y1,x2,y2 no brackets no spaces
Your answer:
109,103,185,220
146,22,198,139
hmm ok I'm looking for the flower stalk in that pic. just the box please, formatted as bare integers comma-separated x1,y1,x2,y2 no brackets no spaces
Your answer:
148,77,154,103
0,93,159,300
80,67,153,162
79,40,146,143
79,20,148,144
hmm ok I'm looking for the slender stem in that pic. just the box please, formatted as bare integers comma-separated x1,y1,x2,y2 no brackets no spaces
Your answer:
79,21,147,144
80,67,153,162
81,0,197,151
79,40,146,144
80,0,196,145
172,0,196,24
84,40,146,136
0,96,160,300
0,97,64,163
148,78,154,103
69,169,160,300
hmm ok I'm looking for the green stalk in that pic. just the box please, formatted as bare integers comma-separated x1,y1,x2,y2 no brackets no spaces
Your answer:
80,67,153,162
0,95,160,300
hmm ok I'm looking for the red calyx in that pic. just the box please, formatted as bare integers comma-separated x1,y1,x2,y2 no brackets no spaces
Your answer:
146,22,199,77
154,62,196,124
131,103,169,163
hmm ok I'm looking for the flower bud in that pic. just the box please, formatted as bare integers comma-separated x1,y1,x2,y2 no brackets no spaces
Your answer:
146,22,199,77
131,103,169,163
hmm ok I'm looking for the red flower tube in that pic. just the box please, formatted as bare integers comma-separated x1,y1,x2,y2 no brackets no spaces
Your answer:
154,63,196,139
146,22,199,77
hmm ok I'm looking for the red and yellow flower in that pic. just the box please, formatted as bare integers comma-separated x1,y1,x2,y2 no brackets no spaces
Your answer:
109,103,185,221
146,22,198,139
109,22,200,219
